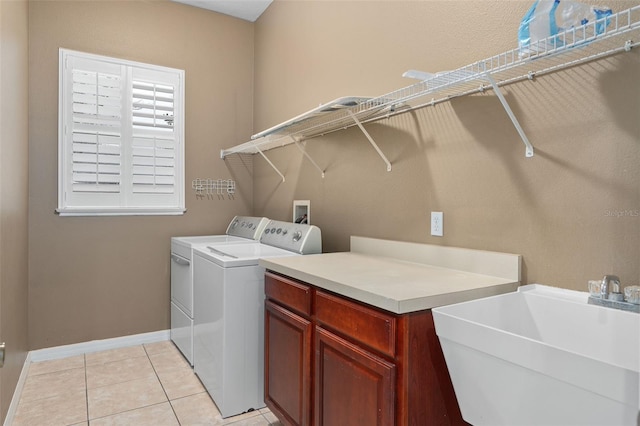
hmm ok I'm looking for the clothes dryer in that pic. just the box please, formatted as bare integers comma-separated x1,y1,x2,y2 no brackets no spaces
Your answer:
170,216,269,365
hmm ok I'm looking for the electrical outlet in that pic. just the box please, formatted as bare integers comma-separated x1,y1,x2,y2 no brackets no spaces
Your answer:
431,212,443,237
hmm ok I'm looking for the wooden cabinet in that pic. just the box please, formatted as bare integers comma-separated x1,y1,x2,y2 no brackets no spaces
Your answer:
265,300,312,426
264,271,467,426
315,326,395,426
265,274,313,426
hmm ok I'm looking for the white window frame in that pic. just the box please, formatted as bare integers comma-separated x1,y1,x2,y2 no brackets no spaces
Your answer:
58,48,185,216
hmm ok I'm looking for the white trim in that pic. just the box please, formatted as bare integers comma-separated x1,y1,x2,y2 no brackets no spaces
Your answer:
30,329,169,362
61,48,183,76
56,207,186,216
3,353,32,426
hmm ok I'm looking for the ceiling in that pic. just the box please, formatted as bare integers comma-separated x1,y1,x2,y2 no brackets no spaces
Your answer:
171,0,273,22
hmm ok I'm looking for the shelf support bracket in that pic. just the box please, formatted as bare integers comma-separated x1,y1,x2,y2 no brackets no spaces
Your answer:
254,144,285,182
485,73,534,158
292,136,325,178
347,110,392,171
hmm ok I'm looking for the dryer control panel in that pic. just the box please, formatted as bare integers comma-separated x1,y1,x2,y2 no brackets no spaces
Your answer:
225,216,270,240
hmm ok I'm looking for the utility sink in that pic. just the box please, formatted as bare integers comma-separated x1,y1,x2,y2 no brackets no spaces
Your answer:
433,284,640,426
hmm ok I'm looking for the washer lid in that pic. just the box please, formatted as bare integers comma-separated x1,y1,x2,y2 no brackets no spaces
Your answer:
171,235,253,259
172,235,248,246
194,243,298,267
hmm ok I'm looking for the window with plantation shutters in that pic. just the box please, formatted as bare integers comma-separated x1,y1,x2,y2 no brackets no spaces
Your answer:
58,49,185,216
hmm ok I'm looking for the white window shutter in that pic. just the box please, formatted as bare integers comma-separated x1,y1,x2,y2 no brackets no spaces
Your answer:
58,49,185,216
129,68,181,204
71,131,121,193
132,81,175,130
131,136,177,194
62,55,125,208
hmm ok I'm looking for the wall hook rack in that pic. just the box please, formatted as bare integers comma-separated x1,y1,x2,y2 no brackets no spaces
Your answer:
192,178,235,199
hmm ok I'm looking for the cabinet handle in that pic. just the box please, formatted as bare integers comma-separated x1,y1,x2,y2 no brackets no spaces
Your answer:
171,254,190,266
0,342,5,368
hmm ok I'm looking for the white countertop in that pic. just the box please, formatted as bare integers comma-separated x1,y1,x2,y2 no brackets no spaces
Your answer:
259,237,521,314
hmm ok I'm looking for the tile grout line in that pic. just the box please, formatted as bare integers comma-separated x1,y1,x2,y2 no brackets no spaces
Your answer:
144,343,183,425
87,401,171,423
146,344,262,425
85,344,177,424
86,344,173,424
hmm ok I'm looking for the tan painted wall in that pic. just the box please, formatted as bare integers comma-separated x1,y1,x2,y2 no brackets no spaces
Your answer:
28,0,255,349
253,0,640,291
21,0,640,352
0,0,30,420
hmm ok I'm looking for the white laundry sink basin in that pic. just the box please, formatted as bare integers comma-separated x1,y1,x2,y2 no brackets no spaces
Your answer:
433,284,640,426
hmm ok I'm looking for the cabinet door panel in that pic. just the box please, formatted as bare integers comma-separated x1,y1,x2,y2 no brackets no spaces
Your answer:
265,300,312,426
315,326,396,426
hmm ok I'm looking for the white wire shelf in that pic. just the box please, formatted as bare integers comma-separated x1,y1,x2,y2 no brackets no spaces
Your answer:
221,5,640,180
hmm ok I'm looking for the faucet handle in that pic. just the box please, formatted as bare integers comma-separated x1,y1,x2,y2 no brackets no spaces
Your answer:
588,280,603,297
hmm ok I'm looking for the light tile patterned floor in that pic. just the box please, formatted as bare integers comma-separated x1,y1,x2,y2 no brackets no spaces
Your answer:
12,341,281,426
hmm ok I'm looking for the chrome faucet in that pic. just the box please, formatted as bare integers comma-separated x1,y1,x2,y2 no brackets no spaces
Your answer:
589,275,639,313
600,275,621,299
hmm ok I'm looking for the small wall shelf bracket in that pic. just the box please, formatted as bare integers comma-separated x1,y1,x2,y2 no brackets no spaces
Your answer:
255,144,286,182
346,110,392,171
292,136,325,178
485,72,534,158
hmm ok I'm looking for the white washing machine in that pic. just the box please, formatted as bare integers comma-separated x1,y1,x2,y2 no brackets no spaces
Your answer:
193,220,321,418
170,216,269,365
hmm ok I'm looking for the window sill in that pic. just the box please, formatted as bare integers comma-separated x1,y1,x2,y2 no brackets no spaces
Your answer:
56,207,186,217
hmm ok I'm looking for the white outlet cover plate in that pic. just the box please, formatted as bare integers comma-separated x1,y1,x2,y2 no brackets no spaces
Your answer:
431,211,443,237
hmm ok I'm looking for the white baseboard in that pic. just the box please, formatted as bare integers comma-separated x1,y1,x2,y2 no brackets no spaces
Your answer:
4,352,32,426
29,330,170,362
4,330,170,426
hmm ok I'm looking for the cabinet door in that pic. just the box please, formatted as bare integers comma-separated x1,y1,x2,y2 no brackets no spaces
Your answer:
265,300,312,426
315,327,396,426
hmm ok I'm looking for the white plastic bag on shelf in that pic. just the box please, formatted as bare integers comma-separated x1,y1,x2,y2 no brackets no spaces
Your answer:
518,0,612,56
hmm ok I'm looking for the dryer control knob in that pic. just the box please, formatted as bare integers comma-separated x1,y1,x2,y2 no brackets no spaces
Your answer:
292,231,302,242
